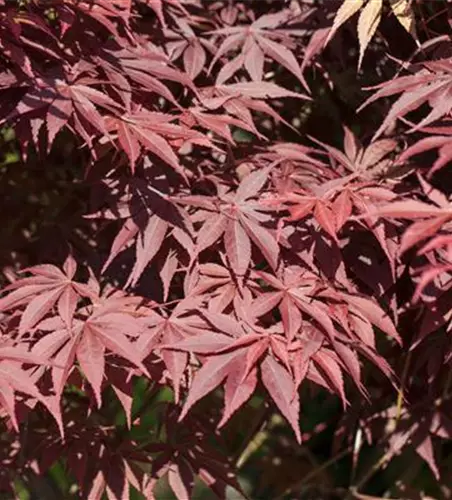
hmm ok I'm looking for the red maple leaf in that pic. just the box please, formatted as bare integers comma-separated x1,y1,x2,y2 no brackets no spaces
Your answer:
176,165,280,276
209,9,309,89
0,255,95,334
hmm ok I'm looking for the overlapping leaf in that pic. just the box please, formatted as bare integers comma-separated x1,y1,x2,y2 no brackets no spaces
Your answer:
327,0,416,68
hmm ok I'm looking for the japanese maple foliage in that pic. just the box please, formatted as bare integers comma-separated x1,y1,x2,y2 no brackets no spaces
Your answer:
0,0,452,498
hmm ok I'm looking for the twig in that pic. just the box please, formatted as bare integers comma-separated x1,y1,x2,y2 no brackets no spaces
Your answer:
395,350,412,423
234,403,271,469
276,445,353,500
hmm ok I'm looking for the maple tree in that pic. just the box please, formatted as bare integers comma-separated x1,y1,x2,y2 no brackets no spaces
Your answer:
0,0,452,498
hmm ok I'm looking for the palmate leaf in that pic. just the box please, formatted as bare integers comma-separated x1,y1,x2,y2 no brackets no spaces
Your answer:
325,0,365,47
209,9,310,90
33,303,149,408
356,0,382,70
164,17,214,80
264,128,404,281
164,317,304,441
184,104,266,143
0,9,63,72
254,267,401,342
2,72,122,151
326,0,416,69
178,165,280,276
310,126,398,180
0,256,94,335
100,212,190,290
136,296,210,399
360,59,452,141
270,184,398,273
253,267,399,386
183,80,307,147
56,0,132,36
0,342,61,433
89,173,194,289
124,214,169,288
105,111,211,175
397,125,452,177
111,43,198,97
260,355,301,442
216,81,309,100
187,261,259,315
369,176,452,256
